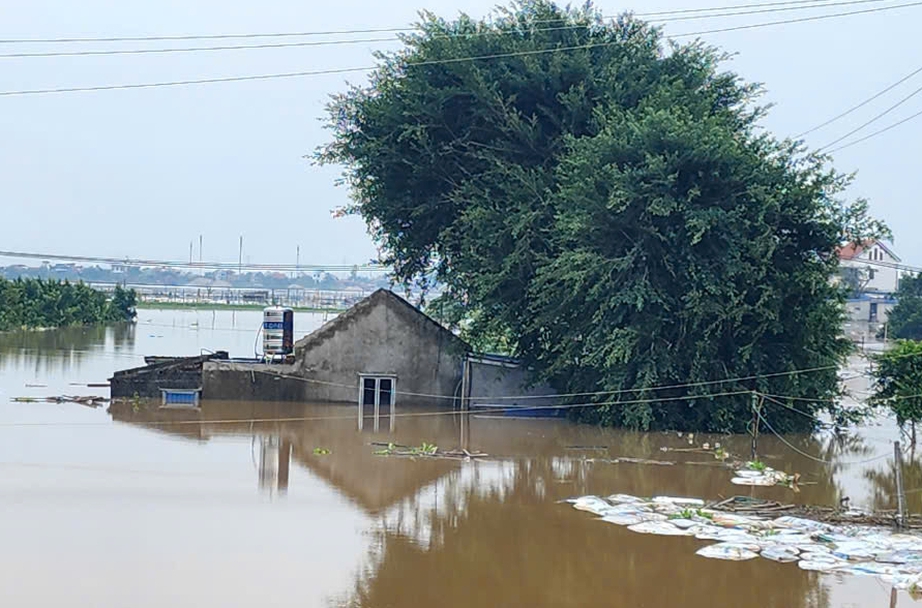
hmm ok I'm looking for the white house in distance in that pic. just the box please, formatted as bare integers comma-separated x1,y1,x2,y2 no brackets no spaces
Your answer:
838,240,902,293
838,240,903,326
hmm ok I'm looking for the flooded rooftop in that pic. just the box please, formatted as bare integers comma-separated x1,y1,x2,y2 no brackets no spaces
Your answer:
0,309,916,607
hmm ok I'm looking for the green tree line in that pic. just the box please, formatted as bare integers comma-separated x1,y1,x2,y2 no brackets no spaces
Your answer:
0,278,137,331
319,1,887,432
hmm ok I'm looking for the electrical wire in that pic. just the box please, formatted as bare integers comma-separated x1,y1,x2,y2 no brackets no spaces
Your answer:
818,81,922,150
0,389,754,428
0,0,898,45
0,0,898,60
759,393,833,423
758,409,891,464
219,351,922,406
826,106,922,152
2,1,921,97
795,64,922,137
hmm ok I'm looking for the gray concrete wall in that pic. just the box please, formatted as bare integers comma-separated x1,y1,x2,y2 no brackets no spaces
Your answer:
110,355,217,399
294,292,466,407
467,359,558,408
202,361,306,402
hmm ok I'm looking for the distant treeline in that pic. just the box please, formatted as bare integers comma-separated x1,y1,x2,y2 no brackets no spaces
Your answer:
0,278,137,331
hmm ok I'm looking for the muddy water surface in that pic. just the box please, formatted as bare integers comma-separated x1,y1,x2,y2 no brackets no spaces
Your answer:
0,310,916,607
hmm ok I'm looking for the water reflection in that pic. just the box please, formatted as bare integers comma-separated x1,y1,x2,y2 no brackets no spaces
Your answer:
105,400,901,608
0,322,135,372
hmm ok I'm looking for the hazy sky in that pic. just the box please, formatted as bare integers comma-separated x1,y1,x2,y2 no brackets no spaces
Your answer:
1,0,919,268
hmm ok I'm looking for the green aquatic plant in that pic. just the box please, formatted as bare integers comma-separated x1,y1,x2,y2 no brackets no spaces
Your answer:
747,460,768,472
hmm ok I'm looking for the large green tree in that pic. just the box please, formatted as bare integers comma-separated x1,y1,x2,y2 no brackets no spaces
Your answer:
319,1,886,432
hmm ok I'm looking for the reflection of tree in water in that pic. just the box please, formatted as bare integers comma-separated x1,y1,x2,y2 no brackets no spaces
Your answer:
0,322,136,373
111,321,135,352
865,454,922,512
340,456,831,608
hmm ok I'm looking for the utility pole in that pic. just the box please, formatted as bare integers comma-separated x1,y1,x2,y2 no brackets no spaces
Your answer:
238,235,243,276
750,392,762,462
895,441,906,528
188,241,193,265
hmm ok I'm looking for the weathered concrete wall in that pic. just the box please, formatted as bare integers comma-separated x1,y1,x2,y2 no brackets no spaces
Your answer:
202,361,306,402
110,355,216,399
468,359,558,408
293,292,467,407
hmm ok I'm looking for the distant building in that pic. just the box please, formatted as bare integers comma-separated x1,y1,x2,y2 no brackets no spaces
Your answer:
838,240,902,294
838,240,904,329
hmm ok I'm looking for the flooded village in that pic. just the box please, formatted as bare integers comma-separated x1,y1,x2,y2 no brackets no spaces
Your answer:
1,276,919,607
4,1,922,607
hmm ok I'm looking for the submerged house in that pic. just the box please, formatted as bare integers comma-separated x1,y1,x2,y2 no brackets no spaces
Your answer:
112,289,558,413
204,289,468,407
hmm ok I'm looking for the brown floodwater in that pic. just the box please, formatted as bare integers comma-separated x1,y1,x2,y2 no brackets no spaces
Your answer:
0,310,917,607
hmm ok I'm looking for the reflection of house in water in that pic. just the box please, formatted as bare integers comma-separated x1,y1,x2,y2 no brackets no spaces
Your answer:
106,400,462,502
257,435,292,496
105,398,850,608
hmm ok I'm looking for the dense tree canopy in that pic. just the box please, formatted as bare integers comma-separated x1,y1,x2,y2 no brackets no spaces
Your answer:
0,278,137,331
885,275,922,340
319,1,886,432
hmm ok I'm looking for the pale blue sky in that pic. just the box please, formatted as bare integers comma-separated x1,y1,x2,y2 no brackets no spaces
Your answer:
1,0,919,267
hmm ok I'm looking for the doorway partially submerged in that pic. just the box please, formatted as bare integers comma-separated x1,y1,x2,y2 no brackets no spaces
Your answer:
358,374,397,432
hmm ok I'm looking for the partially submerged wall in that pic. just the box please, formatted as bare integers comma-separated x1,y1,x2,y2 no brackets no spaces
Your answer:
110,353,226,399
202,361,305,402
467,357,558,408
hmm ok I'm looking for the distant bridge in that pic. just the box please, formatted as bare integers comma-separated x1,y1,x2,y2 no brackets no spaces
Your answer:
0,249,386,273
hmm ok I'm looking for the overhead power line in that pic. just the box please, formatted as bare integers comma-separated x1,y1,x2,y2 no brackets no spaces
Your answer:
840,255,922,275
827,106,922,152
2,1,921,98
0,0,897,46
795,64,922,137
818,81,922,150
0,0,898,59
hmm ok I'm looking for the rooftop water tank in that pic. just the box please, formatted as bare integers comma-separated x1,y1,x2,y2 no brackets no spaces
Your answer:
263,306,294,358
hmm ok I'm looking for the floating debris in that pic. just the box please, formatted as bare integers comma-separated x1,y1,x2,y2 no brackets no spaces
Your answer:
567,492,922,591
761,546,800,563
12,395,108,408
696,543,759,561
731,463,799,488
589,456,675,466
629,521,691,536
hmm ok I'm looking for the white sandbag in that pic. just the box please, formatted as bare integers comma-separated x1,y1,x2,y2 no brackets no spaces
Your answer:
798,560,841,572
696,544,759,561
761,546,800,563
599,513,646,526
652,496,705,507
627,521,691,536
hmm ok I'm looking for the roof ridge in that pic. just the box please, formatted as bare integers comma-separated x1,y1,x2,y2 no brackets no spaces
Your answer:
294,289,469,354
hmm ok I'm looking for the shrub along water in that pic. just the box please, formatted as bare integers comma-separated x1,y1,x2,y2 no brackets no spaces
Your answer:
0,278,137,331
